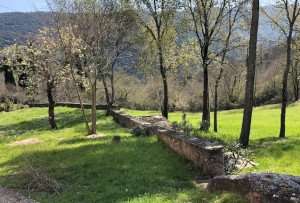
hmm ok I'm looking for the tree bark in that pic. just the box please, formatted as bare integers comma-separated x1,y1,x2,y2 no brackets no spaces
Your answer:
201,63,210,131
279,30,293,139
239,0,259,147
47,79,57,129
69,59,91,134
292,66,299,101
102,76,111,116
110,62,115,105
91,81,97,135
158,44,169,119
214,68,223,132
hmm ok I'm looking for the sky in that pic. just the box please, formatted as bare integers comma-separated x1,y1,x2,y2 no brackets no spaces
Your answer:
0,0,273,13
0,0,49,13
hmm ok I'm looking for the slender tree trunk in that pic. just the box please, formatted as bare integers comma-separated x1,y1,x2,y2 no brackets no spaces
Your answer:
296,80,299,101
214,68,223,132
70,62,91,134
279,30,293,139
239,0,259,147
292,72,299,101
201,63,210,131
102,76,111,116
110,63,115,105
47,80,57,129
91,81,97,135
158,44,168,119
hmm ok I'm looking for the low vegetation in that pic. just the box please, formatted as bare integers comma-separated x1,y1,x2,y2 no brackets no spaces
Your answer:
125,103,300,175
0,107,244,203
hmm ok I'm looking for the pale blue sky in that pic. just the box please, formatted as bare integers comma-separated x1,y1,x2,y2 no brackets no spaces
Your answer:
0,0,49,12
0,0,273,13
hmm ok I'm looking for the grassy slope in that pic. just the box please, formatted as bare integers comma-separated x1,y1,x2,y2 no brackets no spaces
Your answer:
125,103,300,175
0,107,243,203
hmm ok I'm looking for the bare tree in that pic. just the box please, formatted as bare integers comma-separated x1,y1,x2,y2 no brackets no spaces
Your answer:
213,1,245,132
239,0,260,147
134,0,177,119
101,8,137,115
187,0,229,130
291,40,300,101
263,0,300,138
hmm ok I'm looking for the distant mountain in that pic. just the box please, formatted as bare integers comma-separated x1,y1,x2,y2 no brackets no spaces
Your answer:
0,12,51,47
0,9,284,48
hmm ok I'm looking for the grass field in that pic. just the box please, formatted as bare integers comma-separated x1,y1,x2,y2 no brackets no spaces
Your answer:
124,103,300,175
0,107,244,203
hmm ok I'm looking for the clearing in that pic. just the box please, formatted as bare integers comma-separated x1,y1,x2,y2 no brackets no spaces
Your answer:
0,107,243,203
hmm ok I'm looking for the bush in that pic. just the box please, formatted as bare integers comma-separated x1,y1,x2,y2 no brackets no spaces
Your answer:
0,98,28,112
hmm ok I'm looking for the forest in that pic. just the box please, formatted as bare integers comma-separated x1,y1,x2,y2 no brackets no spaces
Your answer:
0,0,300,203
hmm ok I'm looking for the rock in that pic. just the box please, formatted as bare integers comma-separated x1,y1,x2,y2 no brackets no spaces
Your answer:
131,126,148,137
86,134,105,140
208,173,300,203
0,186,37,203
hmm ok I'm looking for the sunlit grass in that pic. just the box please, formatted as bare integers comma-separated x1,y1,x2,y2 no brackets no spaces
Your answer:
124,102,300,175
0,107,244,203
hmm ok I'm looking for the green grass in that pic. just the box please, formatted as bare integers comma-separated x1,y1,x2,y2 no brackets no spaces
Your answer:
124,103,300,175
0,107,244,203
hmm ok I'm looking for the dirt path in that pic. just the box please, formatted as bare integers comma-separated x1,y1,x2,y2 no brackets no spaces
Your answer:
0,187,36,203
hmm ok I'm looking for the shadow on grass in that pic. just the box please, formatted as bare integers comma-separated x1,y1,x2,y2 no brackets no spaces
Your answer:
0,109,106,137
251,137,300,159
0,136,205,203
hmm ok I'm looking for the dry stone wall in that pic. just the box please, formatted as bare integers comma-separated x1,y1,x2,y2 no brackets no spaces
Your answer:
111,110,225,177
29,102,119,110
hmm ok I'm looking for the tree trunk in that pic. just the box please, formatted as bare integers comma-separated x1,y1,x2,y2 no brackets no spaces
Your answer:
214,68,223,132
3,65,16,89
47,80,57,129
279,30,293,139
292,73,299,101
110,63,115,105
239,0,259,148
69,61,91,134
91,81,97,135
201,63,210,131
102,76,111,116
158,44,169,119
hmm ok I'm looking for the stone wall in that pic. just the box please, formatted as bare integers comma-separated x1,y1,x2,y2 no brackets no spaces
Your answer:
157,129,224,177
111,110,225,177
29,102,119,110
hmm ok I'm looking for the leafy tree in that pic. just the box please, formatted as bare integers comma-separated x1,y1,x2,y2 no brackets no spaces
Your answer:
52,0,117,134
23,28,68,129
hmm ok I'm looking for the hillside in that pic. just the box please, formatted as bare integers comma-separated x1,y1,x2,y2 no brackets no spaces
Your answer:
0,9,281,48
0,12,51,47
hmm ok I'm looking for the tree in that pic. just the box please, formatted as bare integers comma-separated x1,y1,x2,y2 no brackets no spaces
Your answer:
213,1,245,132
291,39,300,101
52,0,116,135
239,0,260,147
187,0,229,131
24,28,68,129
134,0,177,119
0,49,17,91
263,0,300,138
101,8,137,115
